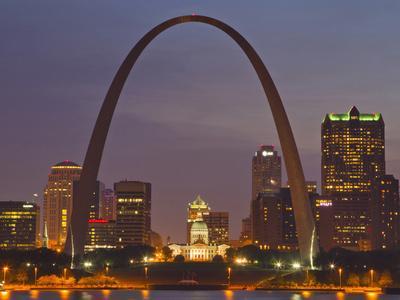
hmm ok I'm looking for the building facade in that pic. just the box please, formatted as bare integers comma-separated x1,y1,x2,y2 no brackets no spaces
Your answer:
0,201,40,249
203,211,229,245
85,219,116,252
43,161,81,249
101,188,116,220
73,180,104,220
169,219,229,261
114,181,151,247
371,175,400,249
322,107,385,250
252,145,281,199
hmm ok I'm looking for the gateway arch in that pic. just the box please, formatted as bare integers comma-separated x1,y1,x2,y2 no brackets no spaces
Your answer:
65,15,318,264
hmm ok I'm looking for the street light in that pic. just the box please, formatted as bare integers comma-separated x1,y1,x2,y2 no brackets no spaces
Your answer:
3,267,8,285
275,261,282,269
338,268,343,288
63,268,67,280
329,263,335,270
227,267,231,286
105,263,110,276
370,269,374,287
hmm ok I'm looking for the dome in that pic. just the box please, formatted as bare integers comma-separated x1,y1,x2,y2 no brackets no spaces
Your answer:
190,220,209,245
52,160,81,168
191,220,208,231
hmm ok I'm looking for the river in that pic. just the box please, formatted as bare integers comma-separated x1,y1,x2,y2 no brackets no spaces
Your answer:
0,290,398,300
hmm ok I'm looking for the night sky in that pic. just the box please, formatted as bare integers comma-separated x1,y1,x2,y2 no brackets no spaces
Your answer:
1,1,400,243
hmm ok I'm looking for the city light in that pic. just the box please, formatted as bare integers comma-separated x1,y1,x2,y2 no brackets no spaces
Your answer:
329,263,335,270
83,261,92,268
275,261,283,269
235,258,248,265
292,262,301,270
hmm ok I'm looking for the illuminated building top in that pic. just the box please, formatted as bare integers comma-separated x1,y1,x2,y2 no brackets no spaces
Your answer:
324,106,382,123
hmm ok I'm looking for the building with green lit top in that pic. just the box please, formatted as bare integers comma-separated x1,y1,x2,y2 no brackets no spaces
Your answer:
321,106,385,250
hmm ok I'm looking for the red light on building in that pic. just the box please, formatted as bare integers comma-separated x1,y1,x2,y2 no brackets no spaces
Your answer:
88,219,108,224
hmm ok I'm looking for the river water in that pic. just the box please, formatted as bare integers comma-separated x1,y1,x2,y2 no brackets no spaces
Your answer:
0,290,398,300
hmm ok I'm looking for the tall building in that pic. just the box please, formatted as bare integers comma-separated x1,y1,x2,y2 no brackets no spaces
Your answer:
43,161,81,249
0,201,40,249
279,188,298,250
187,195,210,243
73,180,104,220
371,175,399,249
115,181,151,247
312,195,334,251
101,188,116,220
251,145,282,243
252,145,281,199
85,219,116,252
251,192,282,249
203,211,229,245
322,107,385,250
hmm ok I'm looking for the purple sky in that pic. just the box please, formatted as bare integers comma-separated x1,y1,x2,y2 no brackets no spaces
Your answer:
1,1,400,243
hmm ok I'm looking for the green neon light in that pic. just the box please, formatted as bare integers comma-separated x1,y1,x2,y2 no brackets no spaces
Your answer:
328,112,381,122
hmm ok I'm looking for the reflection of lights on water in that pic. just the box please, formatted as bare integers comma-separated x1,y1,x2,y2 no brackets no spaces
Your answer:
102,290,111,299
290,294,301,300
59,290,70,300
302,291,312,298
0,291,9,300
224,290,233,300
30,290,39,299
336,291,345,300
366,292,379,300
141,290,149,299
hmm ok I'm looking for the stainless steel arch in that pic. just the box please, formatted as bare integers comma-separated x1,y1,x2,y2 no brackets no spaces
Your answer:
65,15,318,264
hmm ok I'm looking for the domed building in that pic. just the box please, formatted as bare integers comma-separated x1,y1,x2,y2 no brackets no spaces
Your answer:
168,217,229,261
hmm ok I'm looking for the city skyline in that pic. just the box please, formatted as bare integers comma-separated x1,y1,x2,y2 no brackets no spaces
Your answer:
2,1,400,243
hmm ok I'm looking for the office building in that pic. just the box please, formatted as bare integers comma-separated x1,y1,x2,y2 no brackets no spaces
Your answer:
43,161,81,249
372,175,399,249
85,219,116,252
0,201,40,249
252,145,281,199
73,180,104,220
115,181,151,247
101,188,116,220
203,211,229,245
322,107,385,250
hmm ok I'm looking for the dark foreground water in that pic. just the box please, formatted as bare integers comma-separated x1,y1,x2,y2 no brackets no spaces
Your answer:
0,290,398,300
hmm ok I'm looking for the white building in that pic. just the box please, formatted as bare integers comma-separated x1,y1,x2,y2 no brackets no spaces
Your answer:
169,219,230,261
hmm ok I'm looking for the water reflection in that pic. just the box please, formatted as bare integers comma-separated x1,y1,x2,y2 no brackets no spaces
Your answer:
0,290,392,299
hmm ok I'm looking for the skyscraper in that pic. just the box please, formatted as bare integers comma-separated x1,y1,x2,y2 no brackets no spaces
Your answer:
251,192,282,249
114,180,151,247
43,161,81,249
252,145,281,199
322,106,385,250
251,145,282,244
0,201,40,249
85,219,116,252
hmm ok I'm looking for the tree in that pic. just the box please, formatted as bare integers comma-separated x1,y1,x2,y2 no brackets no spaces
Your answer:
347,273,360,287
378,270,393,287
15,269,28,285
37,275,63,286
78,275,118,286
173,255,185,263
161,246,173,262
225,248,236,263
212,255,224,263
